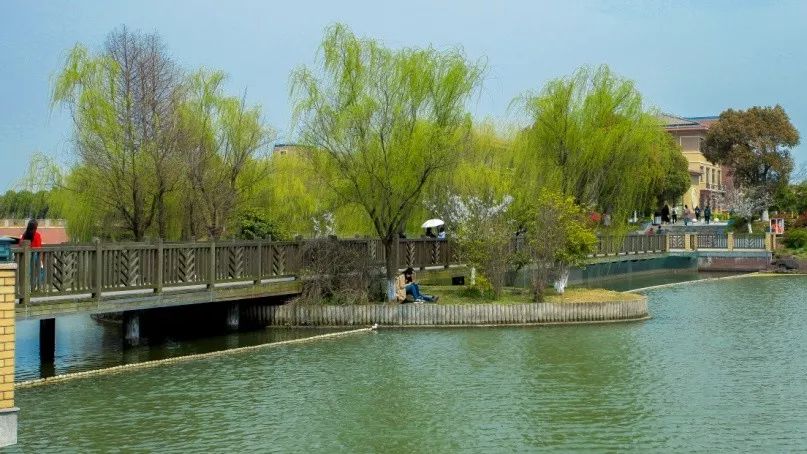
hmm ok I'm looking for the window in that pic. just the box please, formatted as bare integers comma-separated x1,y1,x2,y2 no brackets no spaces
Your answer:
681,137,701,152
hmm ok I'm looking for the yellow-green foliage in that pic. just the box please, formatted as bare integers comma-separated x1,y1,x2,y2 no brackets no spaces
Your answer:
514,65,688,224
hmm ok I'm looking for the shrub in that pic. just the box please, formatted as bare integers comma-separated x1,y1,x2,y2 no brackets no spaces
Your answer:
236,209,286,240
782,229,807,250
295,238,378,305
793,212,807,229
459,274,495,300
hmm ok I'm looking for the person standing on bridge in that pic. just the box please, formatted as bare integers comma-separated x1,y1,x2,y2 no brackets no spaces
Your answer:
21,219,44,287
704,205,712,225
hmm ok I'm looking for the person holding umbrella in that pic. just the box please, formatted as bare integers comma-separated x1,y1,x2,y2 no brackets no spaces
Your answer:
421,218,444,238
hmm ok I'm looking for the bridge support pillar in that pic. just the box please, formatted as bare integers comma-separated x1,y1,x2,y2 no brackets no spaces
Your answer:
0,263,18,447
123,312,141,348
39,318,55,364
226,303,240,331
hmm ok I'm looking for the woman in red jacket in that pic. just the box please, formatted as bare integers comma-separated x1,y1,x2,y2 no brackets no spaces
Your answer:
22,219,43,286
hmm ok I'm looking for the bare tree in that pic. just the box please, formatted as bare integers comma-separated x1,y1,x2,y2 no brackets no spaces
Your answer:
53,26,182,240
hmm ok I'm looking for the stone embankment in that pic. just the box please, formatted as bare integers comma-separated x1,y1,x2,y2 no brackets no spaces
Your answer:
246,298,649,327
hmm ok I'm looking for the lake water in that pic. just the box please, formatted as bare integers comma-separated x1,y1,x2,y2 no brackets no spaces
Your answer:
10,274,807,451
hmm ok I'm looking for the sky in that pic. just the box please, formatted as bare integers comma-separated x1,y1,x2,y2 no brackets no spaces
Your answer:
1,0,806,191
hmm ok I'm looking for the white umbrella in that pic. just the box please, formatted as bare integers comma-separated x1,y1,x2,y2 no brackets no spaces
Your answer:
421,219,445,228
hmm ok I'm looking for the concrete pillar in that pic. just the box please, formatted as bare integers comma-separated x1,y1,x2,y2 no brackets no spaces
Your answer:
39,318,55,364
0,263,18,447
684,234,692,251
226,303,240,331
123,312,141,347
727,232,735,251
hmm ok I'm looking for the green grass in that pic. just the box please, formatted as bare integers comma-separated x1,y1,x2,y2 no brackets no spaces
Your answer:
419,285,642,305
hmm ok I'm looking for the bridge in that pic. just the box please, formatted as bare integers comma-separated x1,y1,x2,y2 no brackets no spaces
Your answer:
9,232,773,312
5,232,773,355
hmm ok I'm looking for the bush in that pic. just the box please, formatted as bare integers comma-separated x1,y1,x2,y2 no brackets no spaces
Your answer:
459,274,495,300
782,229,807,250
793,212,807,229
295,238,379,305
236,209,286,240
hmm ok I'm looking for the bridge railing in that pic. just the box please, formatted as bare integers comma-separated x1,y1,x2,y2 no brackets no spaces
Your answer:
589,234,667,257
10,238,459,304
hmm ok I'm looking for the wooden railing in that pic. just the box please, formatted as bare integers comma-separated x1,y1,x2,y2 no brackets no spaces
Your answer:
10,238,457,304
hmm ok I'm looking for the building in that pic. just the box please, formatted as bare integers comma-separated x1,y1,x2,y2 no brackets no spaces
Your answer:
660,114,728,211
0,219,69,244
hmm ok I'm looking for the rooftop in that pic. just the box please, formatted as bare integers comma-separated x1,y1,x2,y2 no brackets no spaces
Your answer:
659,113,717,130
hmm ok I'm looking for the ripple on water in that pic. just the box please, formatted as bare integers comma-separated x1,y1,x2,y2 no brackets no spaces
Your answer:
11,276,807,452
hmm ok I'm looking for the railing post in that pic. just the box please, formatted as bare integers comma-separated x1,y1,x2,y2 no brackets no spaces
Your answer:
21,240,31,306
254,240,263,285
93,239,103,301
155,239,163,294
683,234,692,251
765,233,773,252
727,232,735,251
208,241,216,290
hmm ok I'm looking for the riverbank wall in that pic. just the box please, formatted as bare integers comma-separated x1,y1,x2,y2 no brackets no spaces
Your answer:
244,297,648,327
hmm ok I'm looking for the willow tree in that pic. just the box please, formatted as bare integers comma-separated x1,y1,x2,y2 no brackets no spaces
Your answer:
52,27,182,240
291,24,484,299
177,70,273,239
514,65,687,224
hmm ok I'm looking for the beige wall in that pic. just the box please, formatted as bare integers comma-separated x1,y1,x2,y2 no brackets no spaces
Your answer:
667,130,724,210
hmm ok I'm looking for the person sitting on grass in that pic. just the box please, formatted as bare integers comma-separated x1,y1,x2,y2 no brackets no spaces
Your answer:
395,267,439,303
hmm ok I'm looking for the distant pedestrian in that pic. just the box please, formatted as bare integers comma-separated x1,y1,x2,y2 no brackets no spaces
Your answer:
683,205,692,226
661,204,670,224
21,219,44,287
704,205,712,225
437,225,446,239
695,206,702,222
671,206,678,224
424,227,436,238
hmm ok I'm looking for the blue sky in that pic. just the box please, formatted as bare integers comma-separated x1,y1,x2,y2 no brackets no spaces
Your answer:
1,0,806,191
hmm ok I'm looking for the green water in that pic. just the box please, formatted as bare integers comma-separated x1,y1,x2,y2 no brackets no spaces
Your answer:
12,275,807,451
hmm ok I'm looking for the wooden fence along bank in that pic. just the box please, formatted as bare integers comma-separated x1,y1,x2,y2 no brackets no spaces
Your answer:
246,298,650,327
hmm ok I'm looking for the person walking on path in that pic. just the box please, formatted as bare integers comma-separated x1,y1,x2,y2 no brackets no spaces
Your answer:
683,205,692,226
694,206,702,222
21,219,44,287
704,205,712,225
661,204,670,224
671,206,678,224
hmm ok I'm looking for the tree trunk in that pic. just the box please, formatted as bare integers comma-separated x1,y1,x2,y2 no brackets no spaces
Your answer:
382,236,399,302
553,265,570,294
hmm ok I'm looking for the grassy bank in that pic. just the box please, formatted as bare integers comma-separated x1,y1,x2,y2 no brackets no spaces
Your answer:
420,285,643,305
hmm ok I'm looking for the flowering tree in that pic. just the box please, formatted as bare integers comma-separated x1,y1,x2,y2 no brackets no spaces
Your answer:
721,185,771,233
523,190,597,301
438,194,517,298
